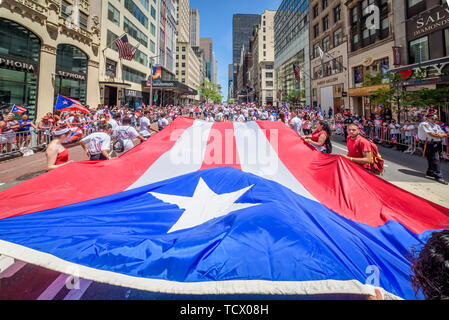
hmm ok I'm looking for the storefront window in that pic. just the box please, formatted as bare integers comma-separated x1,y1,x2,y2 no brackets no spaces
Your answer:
0,19,40,120
0,19,40,62
56,44,87,74
54,44,88,105
409,36,429,64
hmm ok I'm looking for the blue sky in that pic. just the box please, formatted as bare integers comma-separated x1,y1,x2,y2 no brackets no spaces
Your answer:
190,0,282,100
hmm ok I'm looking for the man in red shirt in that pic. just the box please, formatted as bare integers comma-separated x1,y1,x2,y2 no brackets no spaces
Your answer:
344,123,373,169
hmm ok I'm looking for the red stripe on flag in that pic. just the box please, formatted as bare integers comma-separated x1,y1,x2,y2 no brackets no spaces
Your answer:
200,122,241,171
256,120,449,234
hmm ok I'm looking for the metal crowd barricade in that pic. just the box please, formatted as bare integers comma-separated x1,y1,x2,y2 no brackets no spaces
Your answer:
0,128,54,158
328,119,423,155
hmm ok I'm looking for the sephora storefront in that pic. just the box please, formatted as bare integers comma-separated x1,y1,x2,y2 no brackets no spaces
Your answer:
54,44,88,106
0,19,40,120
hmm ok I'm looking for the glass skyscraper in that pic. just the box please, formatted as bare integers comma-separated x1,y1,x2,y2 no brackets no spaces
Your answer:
274,0,310,106
232,14,261,96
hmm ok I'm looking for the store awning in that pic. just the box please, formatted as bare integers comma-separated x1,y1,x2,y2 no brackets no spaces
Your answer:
142,80,197,96
349,84,389,97
100,81,131,88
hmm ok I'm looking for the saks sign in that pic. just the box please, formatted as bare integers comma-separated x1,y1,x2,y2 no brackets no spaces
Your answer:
0,56,37,73
410,7,449,37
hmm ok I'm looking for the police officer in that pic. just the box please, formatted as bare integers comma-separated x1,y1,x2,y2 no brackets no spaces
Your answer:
418,114,448,185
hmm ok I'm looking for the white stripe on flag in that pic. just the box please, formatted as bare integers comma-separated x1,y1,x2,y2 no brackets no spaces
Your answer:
127,120,214,190
233,122,317,202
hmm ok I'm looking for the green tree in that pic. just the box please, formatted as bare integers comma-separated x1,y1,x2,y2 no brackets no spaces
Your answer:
197,80,222,104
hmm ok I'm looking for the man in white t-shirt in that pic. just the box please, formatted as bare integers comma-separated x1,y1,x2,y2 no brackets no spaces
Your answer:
206,112,215,122
80,123,113,161
290,111,303,135
157,113,169,130
112,117,147,157
139,111,157,138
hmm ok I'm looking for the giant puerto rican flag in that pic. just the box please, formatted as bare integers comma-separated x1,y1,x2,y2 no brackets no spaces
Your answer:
0,117,448,300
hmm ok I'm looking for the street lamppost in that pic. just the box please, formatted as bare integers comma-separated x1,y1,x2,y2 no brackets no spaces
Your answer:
148,54,163,106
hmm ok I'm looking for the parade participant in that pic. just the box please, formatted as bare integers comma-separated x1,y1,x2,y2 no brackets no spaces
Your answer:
410,230,449,300
45,125,73,170
304,120,332,153
139,111,157,138
157,113,169,131
302,115,312,135
206,112,215,122
80,123,113,161
290,111,303,135
344,123,373,170
112,117,147,157
418,114,448,185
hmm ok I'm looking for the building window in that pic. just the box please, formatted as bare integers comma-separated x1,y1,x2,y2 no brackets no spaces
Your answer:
151,6,156,19
322,36,330,52
266,72,273,78
351,7,358,25
124,0,148,28
334,28,343,47
150,40,155,53
313,5,319,18
334,4,341,23
407,0,424,8
314,24,319,38
150,23,156,36
322,15,329,32
266,81,273,87
409,36,429,64
313,43,320,58
55,44,88,105
322,0,328,10
124,17,148,47
122,65,146,84
108,2,120,26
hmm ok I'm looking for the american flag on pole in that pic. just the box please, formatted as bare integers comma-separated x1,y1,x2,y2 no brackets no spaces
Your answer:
115,34,139,61
293,64,301,84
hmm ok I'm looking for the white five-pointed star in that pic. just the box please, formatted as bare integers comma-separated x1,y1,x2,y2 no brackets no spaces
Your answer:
150,178,261,233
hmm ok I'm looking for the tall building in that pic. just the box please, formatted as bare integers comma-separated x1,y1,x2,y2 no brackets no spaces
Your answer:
176,0,190,43
0,0,101,120
274,0,310,107
189,8,200,47
200,38,217,84
390,0,449,122
100,0,159,107
309,0,349,114
158,0,177,75
249,9,276,106
175,0,200,104
228,63,234,101
345,0,394,117
232,14,261,98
